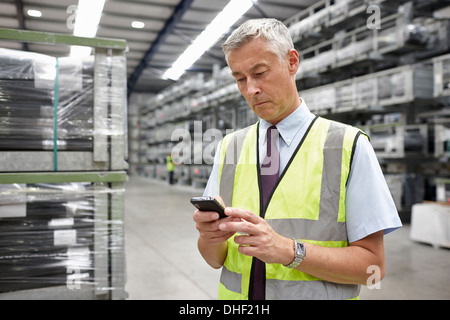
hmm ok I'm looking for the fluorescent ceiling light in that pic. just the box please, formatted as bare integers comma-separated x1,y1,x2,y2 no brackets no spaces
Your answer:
70,0,106,57
27,9,42,18
70,45,92,58
163,0,255,81
131,21,145,29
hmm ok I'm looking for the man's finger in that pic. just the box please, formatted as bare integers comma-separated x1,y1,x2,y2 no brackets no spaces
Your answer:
218,218,260,236
193,209,220,222
224,207,260,223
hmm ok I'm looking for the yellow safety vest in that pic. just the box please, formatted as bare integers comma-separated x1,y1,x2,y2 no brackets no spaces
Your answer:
217,116,366,300
166,155,175,172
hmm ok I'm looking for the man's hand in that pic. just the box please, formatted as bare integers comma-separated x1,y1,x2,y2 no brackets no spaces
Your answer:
193,196,237,268
193,209,236,244
218,207,294,265
193,196,236,244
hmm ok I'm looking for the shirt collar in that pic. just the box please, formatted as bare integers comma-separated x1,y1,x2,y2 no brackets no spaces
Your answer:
259,98,313,147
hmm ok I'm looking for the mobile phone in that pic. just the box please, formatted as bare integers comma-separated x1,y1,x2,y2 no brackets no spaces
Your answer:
190,196,226,218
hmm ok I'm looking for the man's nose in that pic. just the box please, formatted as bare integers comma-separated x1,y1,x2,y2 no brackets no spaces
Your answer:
246,78,261,96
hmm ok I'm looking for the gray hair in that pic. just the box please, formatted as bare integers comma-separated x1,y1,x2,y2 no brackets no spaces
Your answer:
222,18,294,63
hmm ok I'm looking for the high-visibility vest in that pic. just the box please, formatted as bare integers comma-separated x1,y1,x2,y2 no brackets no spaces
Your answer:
217,116,367,300
166,155,175,172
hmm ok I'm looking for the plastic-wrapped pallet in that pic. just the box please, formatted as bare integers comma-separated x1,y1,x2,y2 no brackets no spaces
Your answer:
0,47,128,172
0,48,94,151
0,182,126,299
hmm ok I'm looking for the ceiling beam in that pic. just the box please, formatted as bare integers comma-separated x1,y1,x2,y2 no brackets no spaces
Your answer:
252,2,269,18
127,0,195,99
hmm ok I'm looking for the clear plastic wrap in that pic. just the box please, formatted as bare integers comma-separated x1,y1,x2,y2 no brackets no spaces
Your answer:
0,48,126,152
0,182,125,299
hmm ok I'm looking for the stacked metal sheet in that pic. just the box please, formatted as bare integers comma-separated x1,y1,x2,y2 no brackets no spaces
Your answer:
0,48,94,151
0,182,124,295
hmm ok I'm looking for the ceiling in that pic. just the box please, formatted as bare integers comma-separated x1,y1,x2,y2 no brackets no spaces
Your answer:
0,0,316,97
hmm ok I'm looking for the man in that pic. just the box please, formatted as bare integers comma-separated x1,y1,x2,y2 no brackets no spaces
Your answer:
193,18,402,300
166,152,175,185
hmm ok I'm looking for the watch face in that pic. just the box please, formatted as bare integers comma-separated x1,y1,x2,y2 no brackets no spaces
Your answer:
284,240,305,268
296,242,305,257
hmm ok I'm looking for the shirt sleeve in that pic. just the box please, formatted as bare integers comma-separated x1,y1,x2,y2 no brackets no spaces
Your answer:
203,140,222,197
345,135,403,243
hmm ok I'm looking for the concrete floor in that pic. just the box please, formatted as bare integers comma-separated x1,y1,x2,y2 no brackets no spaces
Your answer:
124,176,450,300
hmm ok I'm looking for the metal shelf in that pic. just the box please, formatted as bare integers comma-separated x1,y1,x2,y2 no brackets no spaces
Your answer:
0,27,126,50
0,171,127,185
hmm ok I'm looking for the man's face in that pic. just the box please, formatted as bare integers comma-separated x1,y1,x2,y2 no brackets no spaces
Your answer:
227,37,300,124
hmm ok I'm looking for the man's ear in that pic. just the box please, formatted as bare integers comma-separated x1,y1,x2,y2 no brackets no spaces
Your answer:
287,48,299,76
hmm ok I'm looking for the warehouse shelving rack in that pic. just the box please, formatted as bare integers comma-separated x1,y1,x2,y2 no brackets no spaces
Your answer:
301,63,435,115
0,28,128,299
295,11,450,83
290,1,450,218
284,0,403,45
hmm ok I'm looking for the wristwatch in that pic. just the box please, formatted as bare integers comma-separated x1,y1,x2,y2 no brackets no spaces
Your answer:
284,238,306,269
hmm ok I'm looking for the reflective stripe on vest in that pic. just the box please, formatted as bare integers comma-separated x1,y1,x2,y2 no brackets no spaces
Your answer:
217,116,366,300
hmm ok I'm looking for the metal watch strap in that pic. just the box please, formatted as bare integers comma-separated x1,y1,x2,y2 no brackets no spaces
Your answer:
284,239,305,269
